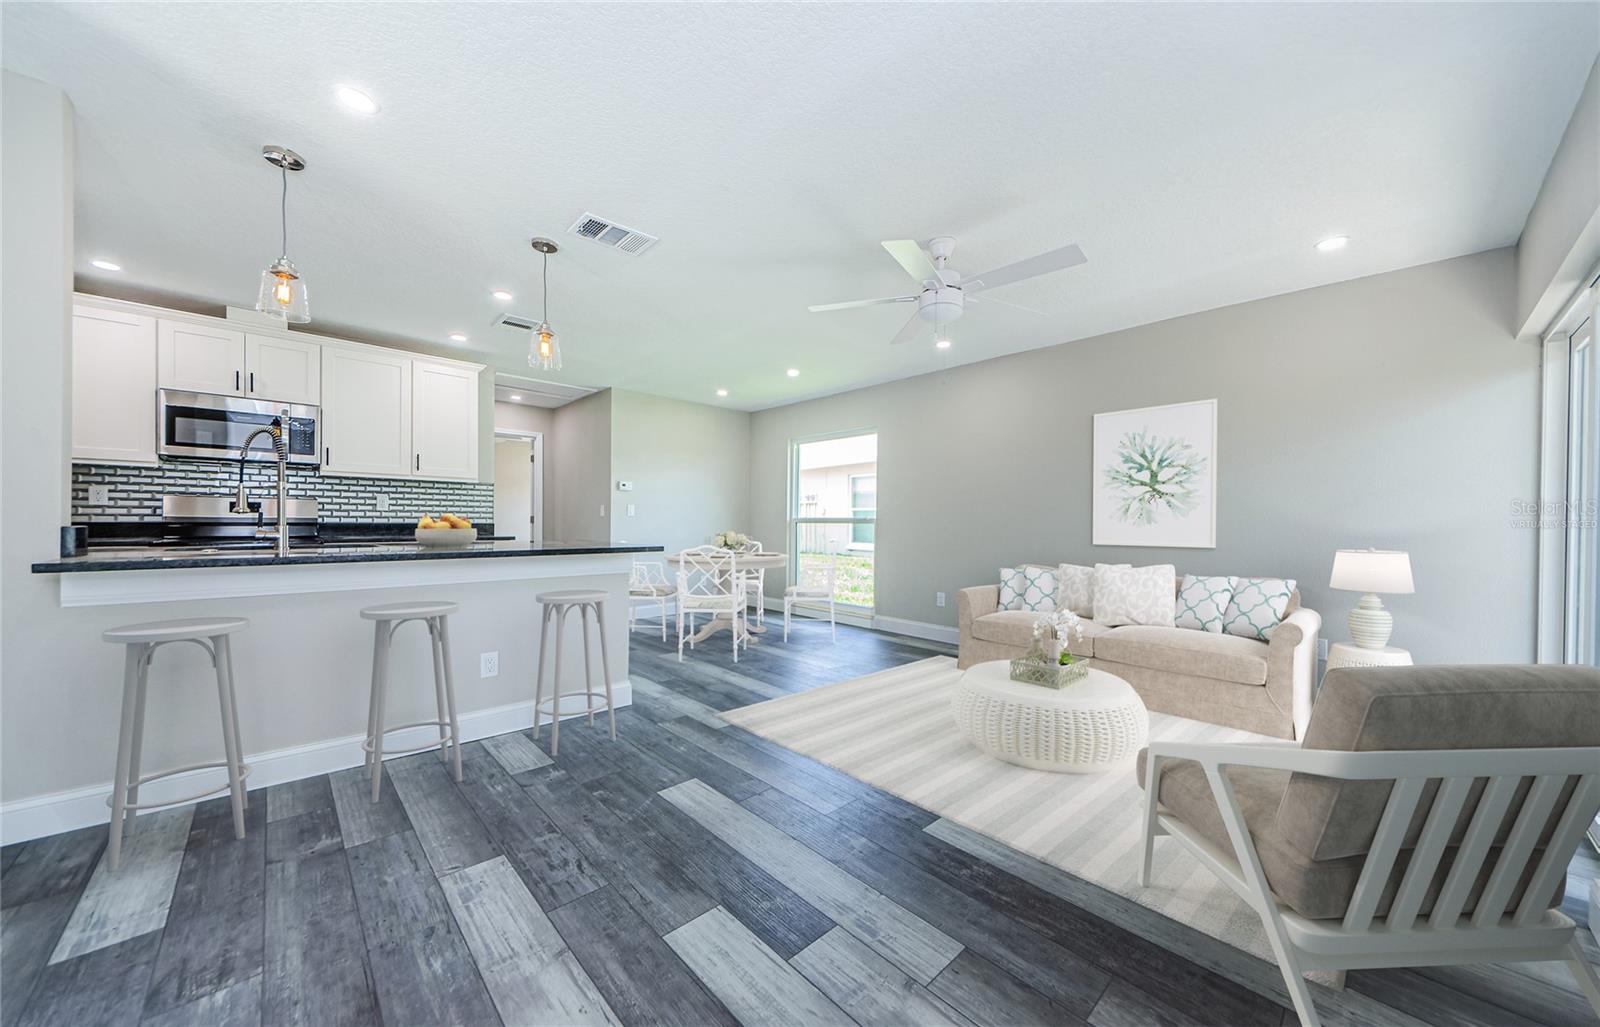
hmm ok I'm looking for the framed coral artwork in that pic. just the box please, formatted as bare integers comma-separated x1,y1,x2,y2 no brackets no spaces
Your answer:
1092,398,1217,548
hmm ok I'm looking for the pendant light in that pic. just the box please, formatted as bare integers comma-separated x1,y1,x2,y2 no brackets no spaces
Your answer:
527,237,562,371
255,145,311,323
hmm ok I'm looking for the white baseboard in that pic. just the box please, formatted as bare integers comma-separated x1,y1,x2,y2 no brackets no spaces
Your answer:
0,681,632,846
752,599,956,645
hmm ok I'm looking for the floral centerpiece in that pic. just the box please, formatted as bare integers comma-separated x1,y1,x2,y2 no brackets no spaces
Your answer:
1011,609,1089,688
712,530,751,551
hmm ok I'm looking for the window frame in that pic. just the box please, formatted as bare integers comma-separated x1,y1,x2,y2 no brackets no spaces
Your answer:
788,428,878,612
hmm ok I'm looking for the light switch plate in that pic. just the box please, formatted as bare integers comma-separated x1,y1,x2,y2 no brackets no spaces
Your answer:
626,504,636,517
88,485,111,505
480,651,499,678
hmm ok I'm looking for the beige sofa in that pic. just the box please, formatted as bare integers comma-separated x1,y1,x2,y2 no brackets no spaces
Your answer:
957,578,1321,739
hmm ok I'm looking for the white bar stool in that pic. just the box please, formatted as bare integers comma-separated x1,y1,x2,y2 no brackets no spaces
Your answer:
101,616,251,871
360,600,463,802
533,589,615,757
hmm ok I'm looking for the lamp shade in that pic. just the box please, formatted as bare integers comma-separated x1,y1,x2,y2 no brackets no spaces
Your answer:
1329,549,1414,594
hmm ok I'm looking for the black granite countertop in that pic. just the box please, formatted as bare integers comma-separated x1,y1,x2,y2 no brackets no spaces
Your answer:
33,540,662,574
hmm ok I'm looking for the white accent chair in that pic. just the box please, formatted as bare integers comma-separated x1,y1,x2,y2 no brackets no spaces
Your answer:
675,546,745,663
628,558,676,641
784,551,837,643
1138,665,1600,1027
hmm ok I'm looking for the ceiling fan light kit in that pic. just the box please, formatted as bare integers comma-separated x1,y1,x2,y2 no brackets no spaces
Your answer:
810,235,1086,345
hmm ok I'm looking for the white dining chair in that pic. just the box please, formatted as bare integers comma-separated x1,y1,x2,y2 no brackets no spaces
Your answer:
628,558,676,641
676,545,745,663
741,539,767,628
784,549,837,643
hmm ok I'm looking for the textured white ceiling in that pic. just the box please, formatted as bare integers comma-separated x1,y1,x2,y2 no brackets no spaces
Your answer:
3,2,1596,409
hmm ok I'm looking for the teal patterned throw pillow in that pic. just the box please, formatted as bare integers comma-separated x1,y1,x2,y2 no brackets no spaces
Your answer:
1175,575,1236,633
998,566,1057,612
1221,577,1296,641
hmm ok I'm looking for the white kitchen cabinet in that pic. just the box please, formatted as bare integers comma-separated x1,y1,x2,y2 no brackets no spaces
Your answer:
72,305,158,463
320,345,413,478
157,319,246,395
245,333,320,405
412,359,480,481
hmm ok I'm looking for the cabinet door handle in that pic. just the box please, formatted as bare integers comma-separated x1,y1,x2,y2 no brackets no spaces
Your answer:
235,370,241,391
249,372,255,393
415,454,421,471
324,447,330,466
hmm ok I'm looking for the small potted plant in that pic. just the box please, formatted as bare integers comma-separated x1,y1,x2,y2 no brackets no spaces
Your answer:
1011,610,1089,688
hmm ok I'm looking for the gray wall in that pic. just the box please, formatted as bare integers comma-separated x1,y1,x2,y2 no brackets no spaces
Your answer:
493,400,554,437
749,248,1537,664
1516,57,1599,339
609,388,751,553
549,389,612,541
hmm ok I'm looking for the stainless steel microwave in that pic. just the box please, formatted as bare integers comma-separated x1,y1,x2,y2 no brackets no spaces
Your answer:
158,390,320,465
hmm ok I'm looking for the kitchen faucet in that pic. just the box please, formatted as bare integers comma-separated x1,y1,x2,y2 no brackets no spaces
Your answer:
231,416,291,556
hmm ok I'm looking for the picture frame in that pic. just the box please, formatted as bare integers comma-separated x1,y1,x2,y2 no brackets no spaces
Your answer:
1092,398,1217,548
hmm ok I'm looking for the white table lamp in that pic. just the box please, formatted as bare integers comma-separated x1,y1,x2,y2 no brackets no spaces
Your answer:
1329,549,1414,649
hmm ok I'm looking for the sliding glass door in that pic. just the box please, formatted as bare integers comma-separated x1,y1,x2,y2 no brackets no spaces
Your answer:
790,431,878,611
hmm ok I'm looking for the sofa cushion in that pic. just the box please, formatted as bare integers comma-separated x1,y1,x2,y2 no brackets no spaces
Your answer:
971,611,1109,657
1137,751,1562,920
1175,574,1237,633
1093,563,1176,627
1095,625,1268,685
1280,664,1600,861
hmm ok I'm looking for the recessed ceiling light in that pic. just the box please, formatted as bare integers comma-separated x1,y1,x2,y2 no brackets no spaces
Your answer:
786,368,800,378
509,394,523,402
491,289,514,302
335,86,379,115
449,332,467,343
90,259,122,271
716,388,728,397
1315,235,1349,253
935,338,952,350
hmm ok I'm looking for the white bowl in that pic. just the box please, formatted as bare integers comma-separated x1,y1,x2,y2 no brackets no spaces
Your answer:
414,527,478,547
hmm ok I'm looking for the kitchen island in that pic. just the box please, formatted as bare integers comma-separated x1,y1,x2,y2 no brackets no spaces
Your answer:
17,539,660,843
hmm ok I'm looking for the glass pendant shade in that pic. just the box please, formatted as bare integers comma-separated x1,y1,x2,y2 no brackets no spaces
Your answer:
528,322,562,371
256,257,310,323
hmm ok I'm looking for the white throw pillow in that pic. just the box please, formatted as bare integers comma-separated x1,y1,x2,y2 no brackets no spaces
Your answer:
999,566,1058,612
1221,577,1297,640
1055,563,1095,617
998,567,1026,610
1175,574,1237,633
1093,563,1177,627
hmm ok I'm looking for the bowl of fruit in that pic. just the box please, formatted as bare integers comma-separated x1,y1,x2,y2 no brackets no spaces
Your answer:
414,514,477,546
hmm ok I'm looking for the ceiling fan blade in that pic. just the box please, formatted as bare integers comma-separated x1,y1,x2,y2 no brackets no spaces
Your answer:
889,310,925,345
808,295,918,313
969,294,1050,316
882,240,942,285
964,243,1086,292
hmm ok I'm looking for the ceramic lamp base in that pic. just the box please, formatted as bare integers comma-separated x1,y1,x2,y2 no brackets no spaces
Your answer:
1347,593,1394,649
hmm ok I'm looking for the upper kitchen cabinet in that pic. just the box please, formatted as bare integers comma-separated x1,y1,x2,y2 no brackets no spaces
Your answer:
72,304,158,464
412,359,480,481
245,333,320,405
320,344,414,478
157,319,246,395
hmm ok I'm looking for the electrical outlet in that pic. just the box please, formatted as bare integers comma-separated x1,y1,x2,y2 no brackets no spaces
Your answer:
480,651,499,678
375,494,390,512
89,485,111,505
626,504,636,517
600,504,606,518
935,591,946,608
1317,638,1328,660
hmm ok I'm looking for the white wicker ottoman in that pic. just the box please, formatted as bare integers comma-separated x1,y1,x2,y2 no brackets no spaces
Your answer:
951,661,1149,773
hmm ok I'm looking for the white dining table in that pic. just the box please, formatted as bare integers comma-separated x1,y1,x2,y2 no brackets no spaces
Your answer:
664,550,788,644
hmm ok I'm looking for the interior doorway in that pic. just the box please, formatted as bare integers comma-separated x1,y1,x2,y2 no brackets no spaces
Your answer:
493,431,543,543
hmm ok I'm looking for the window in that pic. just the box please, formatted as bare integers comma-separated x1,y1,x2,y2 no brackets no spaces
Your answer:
849,474,876,548
790,431,877,610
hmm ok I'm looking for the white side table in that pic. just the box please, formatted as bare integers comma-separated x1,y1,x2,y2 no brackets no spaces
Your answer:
1325,642,1412,675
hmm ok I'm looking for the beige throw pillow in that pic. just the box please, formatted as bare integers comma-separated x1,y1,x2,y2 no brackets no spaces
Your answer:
1093,563,1177,627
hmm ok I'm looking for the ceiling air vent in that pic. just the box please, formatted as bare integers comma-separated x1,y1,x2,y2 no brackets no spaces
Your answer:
567,212,658,255
492,312,540,332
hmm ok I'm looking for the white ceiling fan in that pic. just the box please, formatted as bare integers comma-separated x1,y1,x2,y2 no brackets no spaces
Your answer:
808,236,1087,344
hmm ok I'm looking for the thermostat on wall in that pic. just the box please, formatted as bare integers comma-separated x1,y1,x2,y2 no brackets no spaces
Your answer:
616,480,634,492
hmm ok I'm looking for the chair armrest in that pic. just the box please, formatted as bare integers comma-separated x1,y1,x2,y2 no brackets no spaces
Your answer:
1266,607,1321,739
1146,739,1599,778
957,585,1000,629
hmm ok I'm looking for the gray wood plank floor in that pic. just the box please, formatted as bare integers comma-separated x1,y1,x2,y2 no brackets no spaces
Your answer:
2,621,1596,1026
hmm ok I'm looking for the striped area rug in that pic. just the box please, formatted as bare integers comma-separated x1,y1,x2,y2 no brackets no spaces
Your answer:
720,655,1285,966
